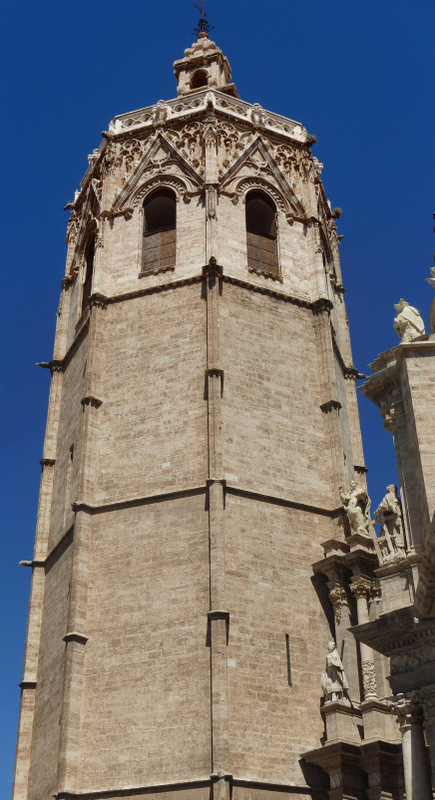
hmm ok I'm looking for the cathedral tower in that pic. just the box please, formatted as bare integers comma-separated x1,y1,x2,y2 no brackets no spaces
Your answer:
13,33,402,800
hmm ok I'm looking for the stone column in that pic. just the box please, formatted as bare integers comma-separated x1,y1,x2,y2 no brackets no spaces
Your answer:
350,577,377,701
392,694,432,800
420,684,435,783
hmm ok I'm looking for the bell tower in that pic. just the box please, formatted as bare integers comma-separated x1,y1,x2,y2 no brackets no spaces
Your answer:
13,33,403,800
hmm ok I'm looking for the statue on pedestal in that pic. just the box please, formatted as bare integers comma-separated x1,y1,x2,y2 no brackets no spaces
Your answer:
321,641,350,704
394,298,425,343
339,481,372,539
374,484,406,561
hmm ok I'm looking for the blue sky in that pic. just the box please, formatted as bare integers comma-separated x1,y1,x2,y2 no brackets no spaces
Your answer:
1,0,434,793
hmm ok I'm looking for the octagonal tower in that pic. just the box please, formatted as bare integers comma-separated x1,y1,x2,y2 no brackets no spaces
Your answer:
13,33,401,800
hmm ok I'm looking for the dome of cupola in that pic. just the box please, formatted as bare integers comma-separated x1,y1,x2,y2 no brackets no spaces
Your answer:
173,32,239,98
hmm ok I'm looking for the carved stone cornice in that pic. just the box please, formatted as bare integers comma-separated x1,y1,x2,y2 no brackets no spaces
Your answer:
247,265,283,282
359,347,401,409
107,90,308,147
390,641,435,678
351,605,435,693
139,264,175,278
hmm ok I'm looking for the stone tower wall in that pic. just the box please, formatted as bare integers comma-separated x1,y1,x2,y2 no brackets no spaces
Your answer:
13,63,371,800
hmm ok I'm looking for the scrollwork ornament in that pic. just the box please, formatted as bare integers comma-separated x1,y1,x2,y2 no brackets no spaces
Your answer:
391,692,423,729
350,577,372,601
361,659,377,698
328,586,348,624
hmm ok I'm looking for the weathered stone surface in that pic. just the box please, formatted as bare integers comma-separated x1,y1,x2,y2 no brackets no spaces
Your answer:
12,32,382,800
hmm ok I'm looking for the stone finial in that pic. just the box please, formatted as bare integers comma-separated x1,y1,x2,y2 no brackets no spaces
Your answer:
339,481,373,539
393,298,425,343
374,485,406,562
321,641,350,705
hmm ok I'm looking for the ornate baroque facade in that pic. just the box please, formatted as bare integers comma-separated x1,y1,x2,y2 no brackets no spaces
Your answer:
12,32,435,800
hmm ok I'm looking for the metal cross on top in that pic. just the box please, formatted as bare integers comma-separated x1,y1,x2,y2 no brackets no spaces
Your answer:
192,0,214,35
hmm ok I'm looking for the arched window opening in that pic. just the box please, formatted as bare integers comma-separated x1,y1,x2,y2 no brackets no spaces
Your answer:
190,70,208,90
82,236,95,311
246,191,278,275
142,189,176,273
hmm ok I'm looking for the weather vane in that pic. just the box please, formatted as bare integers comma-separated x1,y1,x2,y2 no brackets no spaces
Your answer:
192,0,214,35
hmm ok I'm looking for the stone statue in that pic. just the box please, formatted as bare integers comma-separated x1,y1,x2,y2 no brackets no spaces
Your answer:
321,641,350,704
339,481,372,539
374,484,406,561
394,298,425,343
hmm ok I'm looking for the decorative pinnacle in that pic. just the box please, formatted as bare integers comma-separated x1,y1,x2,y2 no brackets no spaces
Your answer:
192,0,214,36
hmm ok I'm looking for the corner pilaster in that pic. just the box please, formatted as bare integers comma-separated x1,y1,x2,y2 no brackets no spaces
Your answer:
203,259,230,797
